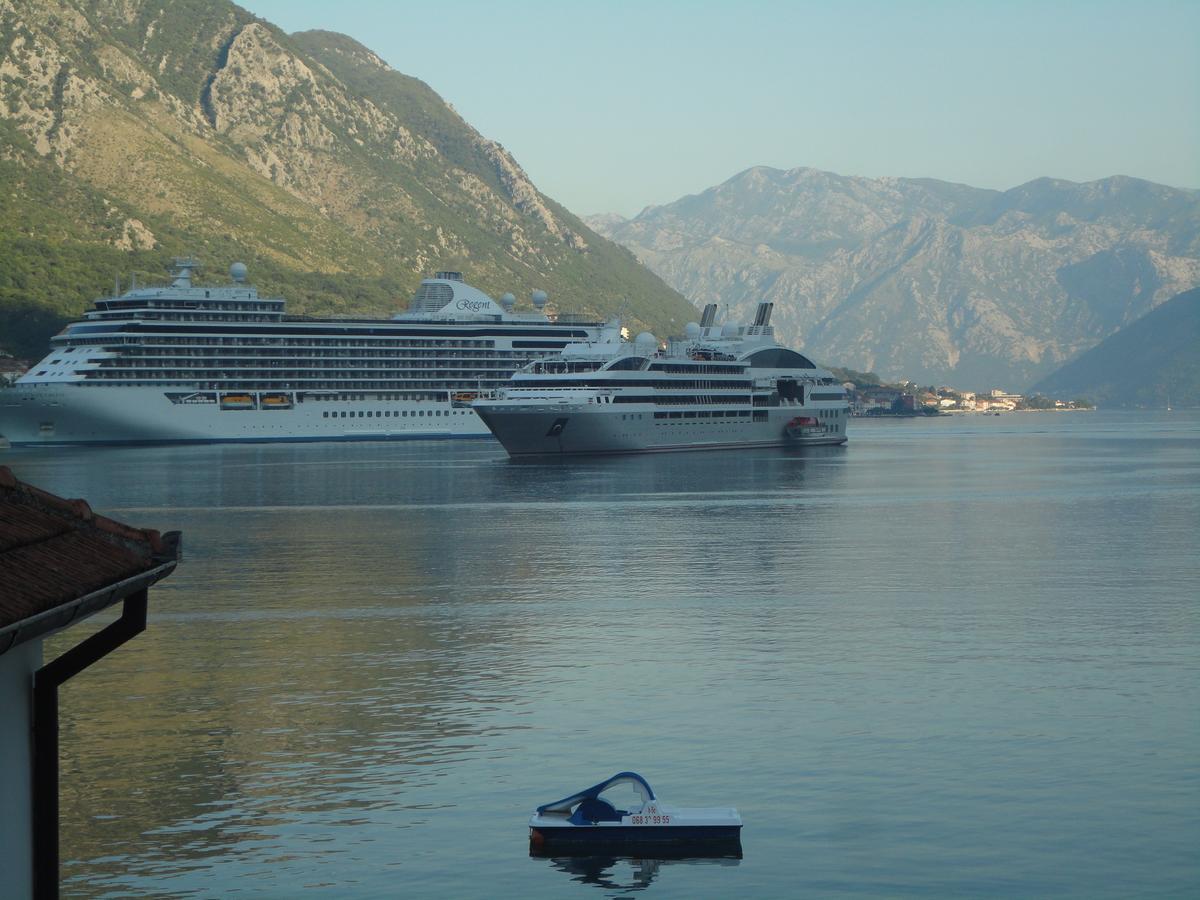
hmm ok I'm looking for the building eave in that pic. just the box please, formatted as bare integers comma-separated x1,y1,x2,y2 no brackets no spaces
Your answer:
0,559,177,658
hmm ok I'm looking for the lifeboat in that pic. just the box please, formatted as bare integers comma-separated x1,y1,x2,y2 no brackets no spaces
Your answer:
784,415,825,439
528,772,742,855
219,393,256,410
260,393,293,409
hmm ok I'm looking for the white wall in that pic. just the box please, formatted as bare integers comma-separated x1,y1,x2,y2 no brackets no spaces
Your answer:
0,639,40,900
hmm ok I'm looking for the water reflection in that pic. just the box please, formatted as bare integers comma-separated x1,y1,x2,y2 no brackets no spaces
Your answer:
22,441,839,896
535,854,741,893
6,413,1196,898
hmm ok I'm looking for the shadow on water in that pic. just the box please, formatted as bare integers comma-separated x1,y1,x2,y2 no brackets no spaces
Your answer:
494,443,848,497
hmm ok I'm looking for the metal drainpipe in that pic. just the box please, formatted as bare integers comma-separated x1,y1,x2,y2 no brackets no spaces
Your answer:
31,588,149,900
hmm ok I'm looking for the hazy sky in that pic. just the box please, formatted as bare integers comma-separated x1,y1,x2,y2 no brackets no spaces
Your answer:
239,0,1199,218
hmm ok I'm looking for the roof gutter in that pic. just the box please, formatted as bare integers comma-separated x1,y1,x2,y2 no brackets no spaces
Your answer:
29,536,180,900
0,542,179,658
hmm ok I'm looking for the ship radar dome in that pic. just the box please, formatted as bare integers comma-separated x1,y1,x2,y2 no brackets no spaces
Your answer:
721,322,740,338
500,292,516,311
531,289,548,310
685,322,701,339
230,262,248,282
634,331,657,351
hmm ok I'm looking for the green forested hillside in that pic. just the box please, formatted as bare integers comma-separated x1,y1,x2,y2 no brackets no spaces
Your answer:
0,1,696,361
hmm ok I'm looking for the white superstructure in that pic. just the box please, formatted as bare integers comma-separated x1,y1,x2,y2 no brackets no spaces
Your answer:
473,301,849,456
0,261,602,445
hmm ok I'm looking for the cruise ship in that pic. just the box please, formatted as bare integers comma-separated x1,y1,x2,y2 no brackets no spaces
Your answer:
0,260,603,445
473,301,849,456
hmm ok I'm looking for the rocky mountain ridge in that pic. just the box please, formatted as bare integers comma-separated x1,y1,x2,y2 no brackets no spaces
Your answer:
0,0,695,359
588,167,1200,388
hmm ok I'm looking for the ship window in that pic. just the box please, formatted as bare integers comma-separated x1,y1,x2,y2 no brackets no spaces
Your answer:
746,348,816,369
604,356,648,371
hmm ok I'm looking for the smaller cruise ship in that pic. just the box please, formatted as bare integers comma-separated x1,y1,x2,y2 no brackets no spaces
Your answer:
473,301,849,456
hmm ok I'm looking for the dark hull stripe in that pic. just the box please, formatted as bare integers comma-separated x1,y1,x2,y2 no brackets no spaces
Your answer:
532,825,742,845
6,433,495,448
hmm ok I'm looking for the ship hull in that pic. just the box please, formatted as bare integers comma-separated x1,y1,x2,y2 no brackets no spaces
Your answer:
529,824,742,853
474,402,846,457
0,385,492,446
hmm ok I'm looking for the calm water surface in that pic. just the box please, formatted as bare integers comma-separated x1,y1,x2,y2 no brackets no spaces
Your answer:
7,411,1199,898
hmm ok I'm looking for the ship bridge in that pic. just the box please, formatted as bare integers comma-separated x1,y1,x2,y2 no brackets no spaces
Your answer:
396,272,556,323
83,259,284,325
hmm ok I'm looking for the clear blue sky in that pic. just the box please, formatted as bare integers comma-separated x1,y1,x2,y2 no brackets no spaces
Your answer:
239,0,1199,218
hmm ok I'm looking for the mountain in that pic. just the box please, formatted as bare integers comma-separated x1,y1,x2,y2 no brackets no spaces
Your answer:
0,0,696,360
587,167,1200,389
1029,287,1199,408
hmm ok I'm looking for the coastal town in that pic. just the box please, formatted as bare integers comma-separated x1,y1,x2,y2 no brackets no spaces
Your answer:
846,384,1093,416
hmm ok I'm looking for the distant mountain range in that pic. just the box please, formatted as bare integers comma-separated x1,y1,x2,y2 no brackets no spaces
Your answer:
1031,287,1199,408
0,0,695,360
587,167,1200,389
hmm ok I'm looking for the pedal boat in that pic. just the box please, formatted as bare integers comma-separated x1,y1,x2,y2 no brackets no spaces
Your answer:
528,772,742,853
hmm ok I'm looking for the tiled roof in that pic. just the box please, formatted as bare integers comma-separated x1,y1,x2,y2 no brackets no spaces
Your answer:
0,466,176,633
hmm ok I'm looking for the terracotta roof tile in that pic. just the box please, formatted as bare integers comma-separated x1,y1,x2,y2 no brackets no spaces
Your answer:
0,466,173,631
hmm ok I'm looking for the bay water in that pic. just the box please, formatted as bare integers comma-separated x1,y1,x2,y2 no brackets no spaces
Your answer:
7,410,1198,898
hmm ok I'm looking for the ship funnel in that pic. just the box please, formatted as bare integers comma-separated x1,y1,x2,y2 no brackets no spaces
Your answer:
170,257,200,288
752,302,773,327
699,303,718,328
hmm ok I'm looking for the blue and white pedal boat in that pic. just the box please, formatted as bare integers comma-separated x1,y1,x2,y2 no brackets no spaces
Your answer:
529,772,742,852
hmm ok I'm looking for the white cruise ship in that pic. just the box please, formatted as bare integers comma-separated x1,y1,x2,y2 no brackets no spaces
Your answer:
473,301,849,456
0,260,603,446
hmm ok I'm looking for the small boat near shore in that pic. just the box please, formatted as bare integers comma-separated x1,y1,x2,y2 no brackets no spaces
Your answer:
528,772,742,854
